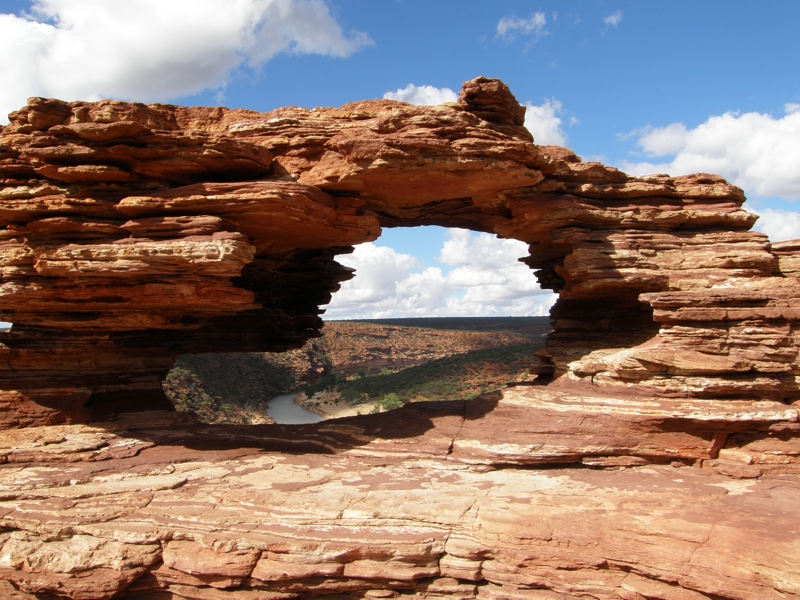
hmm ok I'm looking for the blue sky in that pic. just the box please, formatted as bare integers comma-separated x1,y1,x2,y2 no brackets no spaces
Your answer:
1,1,799,318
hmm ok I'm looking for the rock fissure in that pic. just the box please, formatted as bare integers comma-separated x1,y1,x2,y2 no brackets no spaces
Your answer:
445,401,468,458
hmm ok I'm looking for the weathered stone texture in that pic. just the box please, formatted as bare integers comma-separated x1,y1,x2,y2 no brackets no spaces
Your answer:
1,402,799,599
0,76,786,405
1,77,800,598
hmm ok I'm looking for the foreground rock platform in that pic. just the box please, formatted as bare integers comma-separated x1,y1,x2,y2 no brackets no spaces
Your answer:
2,390,799,599
2,77,800,597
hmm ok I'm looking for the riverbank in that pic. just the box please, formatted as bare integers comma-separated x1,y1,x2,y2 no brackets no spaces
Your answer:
163,319,547,425
294,391,373,419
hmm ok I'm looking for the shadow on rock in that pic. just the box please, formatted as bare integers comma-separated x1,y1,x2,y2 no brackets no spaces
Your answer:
99,395,501,461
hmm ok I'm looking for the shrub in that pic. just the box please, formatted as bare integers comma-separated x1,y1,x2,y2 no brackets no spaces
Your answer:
379,393,403,411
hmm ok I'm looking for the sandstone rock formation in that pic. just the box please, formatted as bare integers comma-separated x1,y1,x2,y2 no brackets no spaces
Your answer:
2,399,799,600
1,78,799,598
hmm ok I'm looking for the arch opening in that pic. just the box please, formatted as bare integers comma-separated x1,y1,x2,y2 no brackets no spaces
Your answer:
163,225,558,424
325,225,557,321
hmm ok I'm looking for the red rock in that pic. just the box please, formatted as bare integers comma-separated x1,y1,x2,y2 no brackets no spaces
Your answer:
0,407,798,598
1,78,800,598
161,540,261,588
0,76,781,407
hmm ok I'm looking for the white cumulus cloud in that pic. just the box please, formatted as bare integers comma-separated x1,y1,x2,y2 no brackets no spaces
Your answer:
620,103,800,200
636,122,688,156
496,12,547,40
383,84,458,106
0,0,371,123
604,11,623,27
524,99,568,146
323,230,555,319
747,205,800,243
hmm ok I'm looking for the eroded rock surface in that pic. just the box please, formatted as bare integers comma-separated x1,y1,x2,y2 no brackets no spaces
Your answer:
1,398,799,599
0,76,785,415
1,78,800,597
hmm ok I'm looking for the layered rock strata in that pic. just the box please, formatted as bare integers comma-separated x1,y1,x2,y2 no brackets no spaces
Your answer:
1,78,800,598
0,77,783,416
1,398,798,599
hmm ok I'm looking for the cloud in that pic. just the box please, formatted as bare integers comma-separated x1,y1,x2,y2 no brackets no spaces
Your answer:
619,103,800,200
637,122,688,155
524,99,568,146
746,205,800,243
383,84,458,106
619,160,672,177
323,230,556,319
0,0,371,123
496,12,547,41
604,11,623,27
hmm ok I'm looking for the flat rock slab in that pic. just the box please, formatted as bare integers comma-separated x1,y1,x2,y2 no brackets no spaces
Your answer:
1,390,799,599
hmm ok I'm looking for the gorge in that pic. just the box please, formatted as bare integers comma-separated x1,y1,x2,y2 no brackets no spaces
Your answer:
0,77,799,599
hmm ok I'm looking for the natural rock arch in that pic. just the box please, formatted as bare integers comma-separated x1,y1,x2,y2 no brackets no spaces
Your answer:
1,78,800,599
0,77,790,426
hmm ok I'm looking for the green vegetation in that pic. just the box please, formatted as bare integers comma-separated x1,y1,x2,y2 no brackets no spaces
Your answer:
302,341,543,407
164,353,295,423
303,372,348,397
372,393,403,413
164,318,549,423
164,365,245,423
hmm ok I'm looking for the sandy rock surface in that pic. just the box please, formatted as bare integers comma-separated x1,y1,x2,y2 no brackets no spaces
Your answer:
1,388,799,599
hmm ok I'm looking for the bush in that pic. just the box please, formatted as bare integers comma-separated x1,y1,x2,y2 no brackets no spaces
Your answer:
304,372,347,396
378,392,403,411
340,387,365,403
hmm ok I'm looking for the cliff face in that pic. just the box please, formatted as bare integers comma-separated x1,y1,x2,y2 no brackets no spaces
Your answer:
1,78,799,599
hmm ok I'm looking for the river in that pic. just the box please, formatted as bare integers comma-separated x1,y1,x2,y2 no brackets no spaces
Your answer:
266,393,323,425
